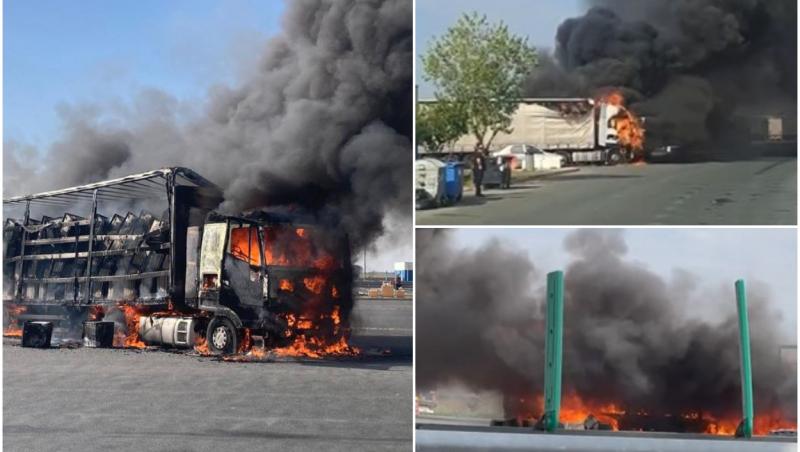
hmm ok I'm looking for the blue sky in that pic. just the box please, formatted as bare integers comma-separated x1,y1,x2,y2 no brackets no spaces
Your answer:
450,228,797,337
415,0,586,98
4,0,284,149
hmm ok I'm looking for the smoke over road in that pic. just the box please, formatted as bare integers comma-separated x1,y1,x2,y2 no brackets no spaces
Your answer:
524,0,796,149
416,229,796,424
4,0,412,249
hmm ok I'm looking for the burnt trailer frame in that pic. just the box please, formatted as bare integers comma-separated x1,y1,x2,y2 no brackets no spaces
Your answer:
3,167,223,309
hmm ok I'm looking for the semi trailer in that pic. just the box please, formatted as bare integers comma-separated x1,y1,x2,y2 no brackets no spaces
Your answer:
3,167,352,355
486,98,640,165
422,98,643,165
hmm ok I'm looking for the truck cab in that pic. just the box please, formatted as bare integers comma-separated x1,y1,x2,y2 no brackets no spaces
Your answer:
191,210,352,354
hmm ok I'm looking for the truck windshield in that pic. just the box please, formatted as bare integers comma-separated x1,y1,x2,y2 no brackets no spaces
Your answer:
230,223,340,270
229,226,262,266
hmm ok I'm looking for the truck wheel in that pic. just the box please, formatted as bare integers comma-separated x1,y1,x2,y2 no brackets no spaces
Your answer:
206,316,239,355
607,150,622,166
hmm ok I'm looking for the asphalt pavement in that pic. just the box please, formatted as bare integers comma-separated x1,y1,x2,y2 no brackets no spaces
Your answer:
416,157,797,225
3,298,412,452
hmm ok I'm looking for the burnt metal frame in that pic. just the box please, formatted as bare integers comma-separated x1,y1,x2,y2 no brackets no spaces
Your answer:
4,167,221,307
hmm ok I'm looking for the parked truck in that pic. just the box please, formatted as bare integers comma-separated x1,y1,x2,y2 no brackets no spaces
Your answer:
491,98,636,165
3,167,352,355
421,98,640,165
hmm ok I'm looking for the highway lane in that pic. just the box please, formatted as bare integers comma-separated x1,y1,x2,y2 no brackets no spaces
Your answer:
3,297,412,452
416,157,797,225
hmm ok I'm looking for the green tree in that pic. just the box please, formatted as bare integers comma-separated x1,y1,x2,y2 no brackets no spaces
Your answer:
416,101,468,152
422,12,537,151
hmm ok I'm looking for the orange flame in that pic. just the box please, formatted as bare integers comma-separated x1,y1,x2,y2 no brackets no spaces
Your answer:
194,335,210,355
511,392,796,435
703,411,797,436
4,304,26,337
280,279,294,292
303,276,325,294
113,305,146,349
598,91,645,153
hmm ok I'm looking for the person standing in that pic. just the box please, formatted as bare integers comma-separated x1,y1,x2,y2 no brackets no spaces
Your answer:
472,147,486,197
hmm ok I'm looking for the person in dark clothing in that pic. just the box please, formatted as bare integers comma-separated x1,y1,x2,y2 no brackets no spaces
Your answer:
472,148,486,197
395,274,403,290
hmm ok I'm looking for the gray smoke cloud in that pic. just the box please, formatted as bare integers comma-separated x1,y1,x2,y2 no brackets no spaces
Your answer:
416,229,796,424
3,0,412,249
523,0,796,150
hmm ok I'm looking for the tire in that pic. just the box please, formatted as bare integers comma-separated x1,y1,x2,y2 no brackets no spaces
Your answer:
206,316,239,355
607,150,622,166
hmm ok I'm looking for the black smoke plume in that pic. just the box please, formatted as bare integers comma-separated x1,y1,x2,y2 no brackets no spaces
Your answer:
4,0,412,249
523,0,796,150
416,229,796,424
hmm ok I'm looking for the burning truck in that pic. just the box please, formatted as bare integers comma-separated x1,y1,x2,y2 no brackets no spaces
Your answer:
3,167,355,357
434,93,645,165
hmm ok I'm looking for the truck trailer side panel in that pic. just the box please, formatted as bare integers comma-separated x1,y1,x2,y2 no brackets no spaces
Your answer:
452,102,596,151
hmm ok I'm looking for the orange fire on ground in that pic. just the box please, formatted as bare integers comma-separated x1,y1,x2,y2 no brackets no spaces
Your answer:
4,304,26,337
598,91,645,155
702,411,797,436
510,392,796,435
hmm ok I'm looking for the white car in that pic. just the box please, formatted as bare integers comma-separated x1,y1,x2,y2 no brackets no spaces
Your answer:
493,144,565,170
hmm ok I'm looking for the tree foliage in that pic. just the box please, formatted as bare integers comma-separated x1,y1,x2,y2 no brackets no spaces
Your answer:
416,101,468,152
422,12,537,150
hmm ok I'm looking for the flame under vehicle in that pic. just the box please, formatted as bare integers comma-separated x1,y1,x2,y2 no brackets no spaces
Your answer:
3,167,352,355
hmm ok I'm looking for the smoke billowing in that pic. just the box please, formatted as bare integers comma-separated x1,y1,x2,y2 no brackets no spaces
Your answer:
416,229,796,423
524,0,797,149
4,0,412,249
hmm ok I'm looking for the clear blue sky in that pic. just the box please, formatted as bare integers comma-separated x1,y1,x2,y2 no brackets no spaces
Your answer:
415,0,586,98
4,0,285,149
451,228,797,337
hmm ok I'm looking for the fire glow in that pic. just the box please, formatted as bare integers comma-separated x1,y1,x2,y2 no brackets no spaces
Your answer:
213,224,358,360
598,91,645,153
508,392,796,436
3,304,26,337
113,305,146,349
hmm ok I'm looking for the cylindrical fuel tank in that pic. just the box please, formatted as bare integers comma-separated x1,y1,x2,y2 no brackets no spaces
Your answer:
138,316,196,348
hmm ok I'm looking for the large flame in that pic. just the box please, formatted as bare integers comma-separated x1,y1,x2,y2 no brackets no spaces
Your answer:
598,91,645,153
208,224,357,360
508,391,796,435
113,305,146,349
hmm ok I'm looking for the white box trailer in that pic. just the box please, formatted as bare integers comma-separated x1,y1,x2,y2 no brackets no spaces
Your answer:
445,99,629,165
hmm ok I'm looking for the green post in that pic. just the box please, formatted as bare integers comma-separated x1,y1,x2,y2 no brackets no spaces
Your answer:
543,271,564,432
735,279,754,438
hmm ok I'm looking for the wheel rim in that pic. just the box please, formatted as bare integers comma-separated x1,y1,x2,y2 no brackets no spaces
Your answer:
211,325,229,350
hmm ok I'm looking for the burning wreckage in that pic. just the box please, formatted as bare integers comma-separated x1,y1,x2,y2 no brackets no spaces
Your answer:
3,167,358,359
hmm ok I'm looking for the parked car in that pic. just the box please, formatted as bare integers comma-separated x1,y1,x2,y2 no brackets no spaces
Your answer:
645,144,682,162
493,144,565,170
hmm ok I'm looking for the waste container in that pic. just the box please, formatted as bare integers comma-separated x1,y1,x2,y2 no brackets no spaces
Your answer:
416,158,446,207
483,156,513,189
443,161,464,202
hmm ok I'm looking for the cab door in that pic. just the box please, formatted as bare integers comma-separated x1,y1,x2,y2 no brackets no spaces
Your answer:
224,222,264,306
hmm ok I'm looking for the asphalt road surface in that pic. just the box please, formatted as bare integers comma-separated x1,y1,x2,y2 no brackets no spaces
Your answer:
417,157,797,225
3,298,412,452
